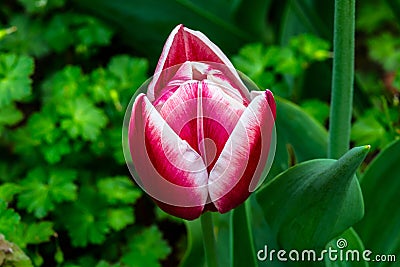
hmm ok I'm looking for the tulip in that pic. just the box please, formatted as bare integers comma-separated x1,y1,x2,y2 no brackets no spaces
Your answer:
127,25,276,220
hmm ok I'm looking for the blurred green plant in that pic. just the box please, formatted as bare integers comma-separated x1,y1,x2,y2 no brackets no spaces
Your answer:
352,0,400,152
0,2,172,267
232,34,331,98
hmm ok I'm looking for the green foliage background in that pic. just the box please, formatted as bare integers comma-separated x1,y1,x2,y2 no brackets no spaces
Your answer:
0,0,399,266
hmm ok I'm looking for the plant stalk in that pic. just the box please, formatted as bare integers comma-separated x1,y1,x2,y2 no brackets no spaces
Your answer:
200,212,218,267
328,0,356,159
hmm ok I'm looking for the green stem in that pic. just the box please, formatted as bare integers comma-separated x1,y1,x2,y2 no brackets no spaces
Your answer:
200,212,218,267
328,0,356,159
231,201,257,267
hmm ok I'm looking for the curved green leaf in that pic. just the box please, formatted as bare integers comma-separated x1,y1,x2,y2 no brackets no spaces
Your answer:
257,146,369,250
268,97,328,179
356,139,400,266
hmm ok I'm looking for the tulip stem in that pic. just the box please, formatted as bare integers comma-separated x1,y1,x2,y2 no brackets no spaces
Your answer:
328,0,356,159
200,212,219,267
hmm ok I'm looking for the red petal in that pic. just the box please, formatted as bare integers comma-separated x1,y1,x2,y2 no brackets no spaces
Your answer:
148,25,250,104
208,92,276,213
128,94,209,220
158,80,246,172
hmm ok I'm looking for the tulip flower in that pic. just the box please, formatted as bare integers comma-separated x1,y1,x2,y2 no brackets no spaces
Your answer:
126,25,276,220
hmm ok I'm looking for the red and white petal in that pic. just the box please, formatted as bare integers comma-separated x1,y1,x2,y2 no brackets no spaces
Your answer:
158,81,200,154
208,91,276,213
200,81,246,171
148,25,250,103
250,90,276,119
191,62,250,105
151,61,193,108
158,80,246,172
128,93,209,220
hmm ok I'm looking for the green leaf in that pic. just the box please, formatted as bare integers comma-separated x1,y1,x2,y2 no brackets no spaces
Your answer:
0,200,21,242
43,13,114,55
75,16,114,47
367,33,400,71
97,176,141,205
0,53,34,108
325,228,369,267
107,207,135,231
268,97,328,179
44,14,74,52
290,34,331,61
90,126,125,164
0,15,50,57
356,139,400,263
179,219,205,267
23,112,57,143
357,2,395,33
0,183,22,202
232,43,276,89
42,66,87,101
247,196,286,267
17,168,78,218
278,0,334,100
18,174,52,218
59,97,108,141
257,146,369,249
48,170,78,203
351,113,389,150
0,104,24,127
122,226,171,267
274,47,303,76
61,187,109,247
107,55,149,91
231,201,257,267
88,68,118,103
300,99,330,125
11,110,72,163
23,221,54,245
40,137,72,164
